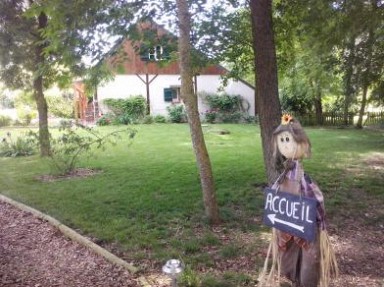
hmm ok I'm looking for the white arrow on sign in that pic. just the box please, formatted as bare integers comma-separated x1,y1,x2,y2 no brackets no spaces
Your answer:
267,214,305,233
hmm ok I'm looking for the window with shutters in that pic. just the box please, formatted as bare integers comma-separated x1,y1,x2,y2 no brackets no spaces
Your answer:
164,87,181,103
140,44,168,61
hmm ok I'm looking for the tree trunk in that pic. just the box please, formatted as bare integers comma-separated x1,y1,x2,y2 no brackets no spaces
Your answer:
314,86,323,125
249,0,282,185
34,12,50,156
356,85,368,129
33,75,50,156
356,28,374,129
343,38,356,126
176,0,220,224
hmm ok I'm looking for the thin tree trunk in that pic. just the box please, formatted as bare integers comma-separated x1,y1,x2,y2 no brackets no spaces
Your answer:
356,85,368,129
34,12,50,156
176,0,220,224
356,27,374,129
249,0,282,185
314,86,323,126
343,38,356,126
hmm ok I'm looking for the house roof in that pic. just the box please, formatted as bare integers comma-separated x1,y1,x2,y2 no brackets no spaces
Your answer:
105,22,227,76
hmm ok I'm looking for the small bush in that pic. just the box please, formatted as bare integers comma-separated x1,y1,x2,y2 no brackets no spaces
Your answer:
179,268,202,287
205,94,243,113
0,93,15,108
0,115,12,127
96,114,113,126
46,95,74,118
154,115,167,123
142,115,154,124
34,122,136,175
221,111,243,123
17,108,36,125
12,119,23,126
202,93,251,123
14,91,37,125
204,110,218,124
243,115,257,124
0,132,37,157
103,96,147,122
167,104,187,123
116,114,132,125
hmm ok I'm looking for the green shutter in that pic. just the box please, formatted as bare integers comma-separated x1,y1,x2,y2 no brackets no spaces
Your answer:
164,88,173,102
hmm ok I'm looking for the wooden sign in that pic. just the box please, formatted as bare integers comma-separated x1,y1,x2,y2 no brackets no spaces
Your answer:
263,188,318,242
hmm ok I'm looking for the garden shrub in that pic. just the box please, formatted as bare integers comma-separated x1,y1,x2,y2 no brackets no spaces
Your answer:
32,121,136,175
179,267,202,287
0,93,15,109
167,104,187,123
243,115,258,124
103,96,147,123
116,113,132,125
205,94,242,113
17,107,36,125
46,94,74,118
142,115,154,124
12,119,23,126
202,93,250,123
0,115,12,127
14,90,37,125
154,115,167,123
0,132,37,157
96,114,113,126
204,110,218,124
221,111,243,123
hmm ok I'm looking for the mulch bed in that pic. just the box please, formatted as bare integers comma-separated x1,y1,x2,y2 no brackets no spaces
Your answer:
0,200,139,287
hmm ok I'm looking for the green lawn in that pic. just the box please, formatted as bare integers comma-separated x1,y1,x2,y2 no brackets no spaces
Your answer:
1,124,383,286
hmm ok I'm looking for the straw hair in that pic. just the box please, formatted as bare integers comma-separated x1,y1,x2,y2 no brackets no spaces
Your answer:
319,230,339,287
258,229,281,287
258,230,338,287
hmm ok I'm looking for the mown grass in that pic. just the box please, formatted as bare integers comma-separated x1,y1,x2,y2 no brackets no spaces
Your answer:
1,124,383,286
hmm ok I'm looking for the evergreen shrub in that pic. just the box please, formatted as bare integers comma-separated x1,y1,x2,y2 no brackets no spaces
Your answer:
203,93,249,123
0,115,12,127
167,104,187,123
154,115,167,123
103,96,147,123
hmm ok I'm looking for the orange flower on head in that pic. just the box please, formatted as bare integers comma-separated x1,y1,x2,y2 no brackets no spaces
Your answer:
281,113,293,125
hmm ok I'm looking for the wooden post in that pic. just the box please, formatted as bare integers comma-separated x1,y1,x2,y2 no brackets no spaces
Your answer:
136,73,159,115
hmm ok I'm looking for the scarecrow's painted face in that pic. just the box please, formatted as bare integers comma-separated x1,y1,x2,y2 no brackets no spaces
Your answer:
276,131,298,159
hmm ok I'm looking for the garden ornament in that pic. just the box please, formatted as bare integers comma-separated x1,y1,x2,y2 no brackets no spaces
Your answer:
162,259,184,287
258,114,338,287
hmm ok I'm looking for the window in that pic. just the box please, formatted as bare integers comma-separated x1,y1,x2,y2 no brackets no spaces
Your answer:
141,44,167,61
164,87,181,103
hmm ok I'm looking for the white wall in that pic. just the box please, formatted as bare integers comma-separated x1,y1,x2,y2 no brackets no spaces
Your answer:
97,74,255,117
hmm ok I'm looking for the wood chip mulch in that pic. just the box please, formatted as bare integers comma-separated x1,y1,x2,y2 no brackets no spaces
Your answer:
0,200,140,287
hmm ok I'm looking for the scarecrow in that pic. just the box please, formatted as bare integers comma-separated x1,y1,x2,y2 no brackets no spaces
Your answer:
259,114,338,287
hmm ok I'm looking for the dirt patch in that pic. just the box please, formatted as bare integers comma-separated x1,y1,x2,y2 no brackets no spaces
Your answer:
362,152,384,170
36,168,103,182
